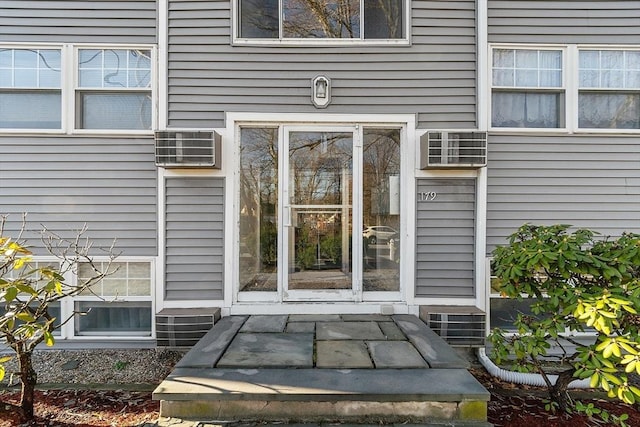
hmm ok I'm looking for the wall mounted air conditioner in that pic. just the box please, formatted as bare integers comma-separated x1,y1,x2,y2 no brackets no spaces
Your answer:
420,131,487,169
155,130,221,168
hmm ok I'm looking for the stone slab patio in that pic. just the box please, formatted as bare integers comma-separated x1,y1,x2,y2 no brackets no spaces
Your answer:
153,314,490,425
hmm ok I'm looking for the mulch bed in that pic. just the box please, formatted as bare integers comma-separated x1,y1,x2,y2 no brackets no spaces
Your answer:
1,368,640,426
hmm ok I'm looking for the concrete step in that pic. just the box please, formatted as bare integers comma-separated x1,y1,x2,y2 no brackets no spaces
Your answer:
153,367,489,424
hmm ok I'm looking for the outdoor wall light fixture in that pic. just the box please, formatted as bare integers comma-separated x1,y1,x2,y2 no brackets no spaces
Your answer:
311,75,331,108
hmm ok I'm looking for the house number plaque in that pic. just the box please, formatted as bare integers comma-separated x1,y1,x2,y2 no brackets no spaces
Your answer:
417,192,437,201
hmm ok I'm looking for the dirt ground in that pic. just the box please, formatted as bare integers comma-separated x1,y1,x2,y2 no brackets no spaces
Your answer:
1,368,640,426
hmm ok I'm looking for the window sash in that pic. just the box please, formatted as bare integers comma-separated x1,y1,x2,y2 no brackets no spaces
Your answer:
237,0,406,41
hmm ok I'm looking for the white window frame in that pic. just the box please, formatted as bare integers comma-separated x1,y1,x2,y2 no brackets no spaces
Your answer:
232,0,411,46
71,257,155,339
20,256,156,341
0,43,66,134
489,44,640,134
0,43,156,136
489,45,568,132
72,44,156,135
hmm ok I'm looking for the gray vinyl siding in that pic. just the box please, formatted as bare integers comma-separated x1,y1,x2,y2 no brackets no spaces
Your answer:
165,177,224,301
486,135,640,252
0,0,157,44
167,0,477,129
488,1,640,44
415,178,476,298
0,137,157,255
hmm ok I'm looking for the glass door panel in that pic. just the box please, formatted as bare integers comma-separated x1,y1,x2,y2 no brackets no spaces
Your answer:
238,128,279,293
285,130,354,298
362,128,401,292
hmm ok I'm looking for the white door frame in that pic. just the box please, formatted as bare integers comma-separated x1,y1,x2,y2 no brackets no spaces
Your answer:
225,113,417,313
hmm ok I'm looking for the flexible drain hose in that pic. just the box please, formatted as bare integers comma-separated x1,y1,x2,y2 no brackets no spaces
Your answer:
476,347,591,389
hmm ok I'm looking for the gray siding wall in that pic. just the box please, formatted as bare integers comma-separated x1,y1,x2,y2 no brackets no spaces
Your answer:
167,0,477,129
488,0,640,44
0,137,157,255
165,177,224,300
487,135,640,252
0,0,157,44
416,178,476,298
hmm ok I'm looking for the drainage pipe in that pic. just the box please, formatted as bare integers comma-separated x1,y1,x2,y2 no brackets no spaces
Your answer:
476,347,591,389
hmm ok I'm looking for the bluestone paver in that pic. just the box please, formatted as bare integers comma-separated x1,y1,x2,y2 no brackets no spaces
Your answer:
289,314,341,322
379,320,406,340
286,322,316,333
316,340,373,368
240,314,288,332
368,341,428,368
316,321,385,340
341,314,393,322
217,333,313,368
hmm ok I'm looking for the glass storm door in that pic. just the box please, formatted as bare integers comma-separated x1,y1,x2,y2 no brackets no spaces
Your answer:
282,128,358,301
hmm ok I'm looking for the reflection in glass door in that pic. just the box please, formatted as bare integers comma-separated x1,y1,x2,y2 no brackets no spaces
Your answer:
238,125,402,302
284,130,354,298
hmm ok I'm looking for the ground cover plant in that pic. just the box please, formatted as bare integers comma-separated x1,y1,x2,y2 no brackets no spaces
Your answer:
489,224,640,424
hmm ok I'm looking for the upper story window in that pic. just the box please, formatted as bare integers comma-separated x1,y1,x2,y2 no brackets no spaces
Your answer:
76,48,152,130
0,44,154,134
491,45,640,132
578,49,640,129
0,48,62,129
237,0,406,43
491,48,564,129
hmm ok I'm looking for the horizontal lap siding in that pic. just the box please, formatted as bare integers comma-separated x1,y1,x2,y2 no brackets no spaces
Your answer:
165,177,224,300
415,178,476,298
167,0,477,129
0,137,157,255
488,0,640,44
487,135,640,252
0,0,157,43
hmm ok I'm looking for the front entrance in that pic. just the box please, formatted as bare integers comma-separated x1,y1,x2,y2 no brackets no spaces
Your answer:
237,122,403,304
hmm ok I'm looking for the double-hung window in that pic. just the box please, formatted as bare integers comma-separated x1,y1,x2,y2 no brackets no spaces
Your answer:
237,0,406,42
76,48,152,130
578,49,640,130
491,48,565,129
0,47,62,130
491,45,640,132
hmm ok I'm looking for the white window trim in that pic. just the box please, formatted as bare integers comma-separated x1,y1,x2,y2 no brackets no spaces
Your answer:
231,0,411,46
71,44,157,135
0,43,67,134
489,43,640,135
22,256,156,340
0,43,156,136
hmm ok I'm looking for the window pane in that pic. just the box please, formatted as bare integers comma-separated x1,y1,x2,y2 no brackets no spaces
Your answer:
0,91,61,129
579,50,640,89
283,0,360,38
239,128,279,292
79,49,151,89
239,0,279,38
579,92,640,129
492,91,562,128
493,49,562,88
362,128,400,292
364,0,404,39
75,301,152,336
79,92,151,130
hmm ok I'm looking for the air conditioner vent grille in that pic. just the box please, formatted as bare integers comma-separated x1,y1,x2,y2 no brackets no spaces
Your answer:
421,131,487,169
155,131,221,168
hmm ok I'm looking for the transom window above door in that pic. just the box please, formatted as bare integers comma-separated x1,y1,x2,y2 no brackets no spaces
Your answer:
236,0,407,43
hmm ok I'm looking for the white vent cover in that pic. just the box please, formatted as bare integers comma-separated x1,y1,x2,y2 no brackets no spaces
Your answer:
420,131,487,169
155,130,221,168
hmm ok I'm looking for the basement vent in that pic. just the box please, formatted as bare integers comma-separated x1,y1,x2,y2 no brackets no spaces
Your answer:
419,305,486,347
420,131,487,169
156,308,221,348
155,130,221,168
